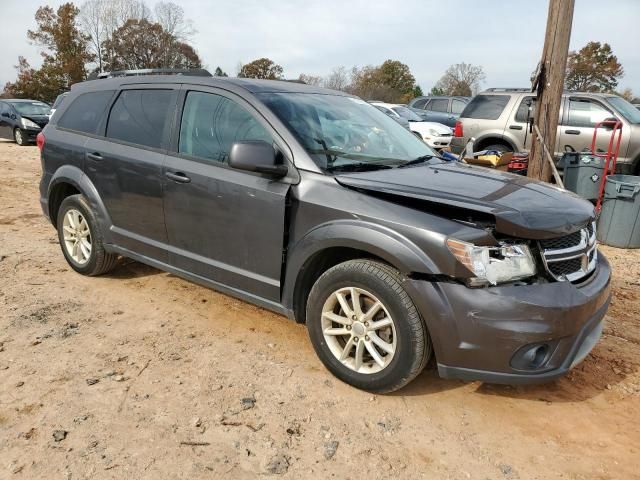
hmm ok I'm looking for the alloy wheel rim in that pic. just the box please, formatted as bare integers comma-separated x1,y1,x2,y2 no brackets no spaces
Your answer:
15,130,23,144
62,209,92,265
321,287,396,374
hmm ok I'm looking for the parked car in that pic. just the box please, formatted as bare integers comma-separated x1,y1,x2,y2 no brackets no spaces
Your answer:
372,104,410,129
370,102,452,149
407,96,470,127
0,99,50,145
451,88,640,175
49,92,69,119
39,72,611,392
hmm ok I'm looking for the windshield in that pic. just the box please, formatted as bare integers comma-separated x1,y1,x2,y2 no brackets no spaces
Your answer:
258,93,437,171
607,96,640,124
392,106,423,121
9,101,50,116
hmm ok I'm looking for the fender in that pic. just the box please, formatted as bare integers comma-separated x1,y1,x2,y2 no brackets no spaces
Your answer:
281,219,440,313
47,165,114,242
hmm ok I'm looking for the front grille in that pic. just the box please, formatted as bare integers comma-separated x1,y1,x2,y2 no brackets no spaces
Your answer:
538,222,597,282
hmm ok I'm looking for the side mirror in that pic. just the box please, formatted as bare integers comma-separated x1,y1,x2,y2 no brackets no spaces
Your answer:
229,141,288,177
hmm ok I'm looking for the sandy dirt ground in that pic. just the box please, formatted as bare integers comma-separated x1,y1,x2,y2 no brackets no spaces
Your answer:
1,139,639,479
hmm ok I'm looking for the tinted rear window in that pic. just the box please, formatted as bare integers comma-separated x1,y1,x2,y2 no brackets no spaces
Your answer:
461,95,510,120
106,89,174,149
57,91,114,134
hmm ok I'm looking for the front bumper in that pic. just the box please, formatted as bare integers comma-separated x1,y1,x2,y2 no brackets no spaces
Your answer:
404,253,611,384
425,135,452,149
21,127,42,143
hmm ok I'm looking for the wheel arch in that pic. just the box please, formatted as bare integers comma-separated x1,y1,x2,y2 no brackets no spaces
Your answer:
282,221,439,324
47,166,113,242
474,134,517,152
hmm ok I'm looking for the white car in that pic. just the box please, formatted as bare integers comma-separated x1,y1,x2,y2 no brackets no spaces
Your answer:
371,102,453,149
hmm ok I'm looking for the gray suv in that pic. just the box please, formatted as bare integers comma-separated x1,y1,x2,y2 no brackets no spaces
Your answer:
407,96,470,127
38,72,611,392
451,88,640,175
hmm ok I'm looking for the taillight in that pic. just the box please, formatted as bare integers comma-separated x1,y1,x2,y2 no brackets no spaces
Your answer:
36,132,45,151
453,121,463,138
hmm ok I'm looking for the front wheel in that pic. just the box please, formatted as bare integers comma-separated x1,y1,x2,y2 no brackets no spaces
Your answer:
14,128,27,146
306,259,432,393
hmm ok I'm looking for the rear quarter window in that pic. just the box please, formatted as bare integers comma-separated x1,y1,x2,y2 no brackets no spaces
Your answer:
461,95,510,120
57,90,114,134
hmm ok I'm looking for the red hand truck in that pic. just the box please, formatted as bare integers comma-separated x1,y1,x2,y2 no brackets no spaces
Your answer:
592,119,623,213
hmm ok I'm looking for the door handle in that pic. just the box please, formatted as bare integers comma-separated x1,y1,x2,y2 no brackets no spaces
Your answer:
86,152,103,161
165,171,191,183
509,125,523,130
565,129,581,135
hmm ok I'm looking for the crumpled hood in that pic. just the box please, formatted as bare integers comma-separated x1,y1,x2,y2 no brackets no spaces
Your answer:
336,162,595,239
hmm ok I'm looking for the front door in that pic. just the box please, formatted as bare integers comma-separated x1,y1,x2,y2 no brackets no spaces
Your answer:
558,97,616,156
163,88,290,302
84,86,178,261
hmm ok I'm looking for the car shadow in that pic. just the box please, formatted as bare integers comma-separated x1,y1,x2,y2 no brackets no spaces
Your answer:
105,259,162,280
390,348,632,403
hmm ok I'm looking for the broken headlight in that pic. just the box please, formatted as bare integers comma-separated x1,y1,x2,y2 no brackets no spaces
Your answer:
446,239,536,286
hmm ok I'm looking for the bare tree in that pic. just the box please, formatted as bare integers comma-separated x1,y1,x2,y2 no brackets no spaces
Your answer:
324,66,350,91
298,73,323,86
154,2,195,41
434,63,486,96
79,0,105,71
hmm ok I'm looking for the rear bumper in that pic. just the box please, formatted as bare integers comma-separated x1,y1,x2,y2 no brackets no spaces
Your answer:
405,253,611,384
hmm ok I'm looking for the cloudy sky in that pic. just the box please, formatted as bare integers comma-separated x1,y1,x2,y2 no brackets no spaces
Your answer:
1,0,639,94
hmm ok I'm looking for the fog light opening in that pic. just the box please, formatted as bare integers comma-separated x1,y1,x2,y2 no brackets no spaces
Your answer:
511,342,552,371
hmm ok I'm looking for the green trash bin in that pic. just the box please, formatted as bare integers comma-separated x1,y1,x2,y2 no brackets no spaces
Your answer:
561,152,605,201
597,175,640,248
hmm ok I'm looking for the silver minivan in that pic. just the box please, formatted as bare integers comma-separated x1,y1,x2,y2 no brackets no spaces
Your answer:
451,88,640,175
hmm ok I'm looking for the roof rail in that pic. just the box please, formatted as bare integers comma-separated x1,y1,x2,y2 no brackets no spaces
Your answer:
90,68,212,79
484,88,531,92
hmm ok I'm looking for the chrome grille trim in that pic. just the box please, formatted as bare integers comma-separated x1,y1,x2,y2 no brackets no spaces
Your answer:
539,222,597,282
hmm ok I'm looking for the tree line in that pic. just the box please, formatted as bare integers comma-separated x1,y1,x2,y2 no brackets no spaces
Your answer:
1,1,634,104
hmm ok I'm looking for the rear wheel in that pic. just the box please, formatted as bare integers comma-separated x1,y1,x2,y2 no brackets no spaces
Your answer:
483,143,512,153
57,194,118,276
13,128,27,146
306,259,431,393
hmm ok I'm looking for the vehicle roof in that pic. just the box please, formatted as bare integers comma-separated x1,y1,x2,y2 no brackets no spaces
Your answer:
412,95,470,100
478,89,617,99
4,98,48,103
369,102,401,108
71,75,351,96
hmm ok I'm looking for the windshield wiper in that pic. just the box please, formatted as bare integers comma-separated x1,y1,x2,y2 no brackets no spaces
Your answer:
397,155,435,168
326,162,394,173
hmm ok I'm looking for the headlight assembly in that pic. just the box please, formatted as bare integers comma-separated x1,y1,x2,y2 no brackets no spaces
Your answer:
21,118,40,129
446,238,537,286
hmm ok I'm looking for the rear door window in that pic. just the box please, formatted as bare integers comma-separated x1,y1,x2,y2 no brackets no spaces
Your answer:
515,97,537,123
178,91,272,163
461,95,510,120
106,89,174,149
427,99,448,112
57,90,114,134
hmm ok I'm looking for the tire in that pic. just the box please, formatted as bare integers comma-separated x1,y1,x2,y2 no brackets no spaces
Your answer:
483,143,512,153
56,194,118,276
13,128,27,146
306,259,432,393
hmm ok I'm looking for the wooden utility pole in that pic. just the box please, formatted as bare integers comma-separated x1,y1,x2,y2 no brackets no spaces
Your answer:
527,0,575,181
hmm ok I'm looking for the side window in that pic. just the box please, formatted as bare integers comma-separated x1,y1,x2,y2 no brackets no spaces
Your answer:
515,97,537,123
427,99,448,112
106,89,174,148
57,90,114,134
461,95,510,120
179,91,272,163
451,99,467,115
412,99,427,109
566,99,611,128
0,103,8,115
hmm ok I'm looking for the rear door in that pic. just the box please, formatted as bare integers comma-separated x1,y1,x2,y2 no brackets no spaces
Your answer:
162,87,291,302
84,86,178,261
424,98,453,126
